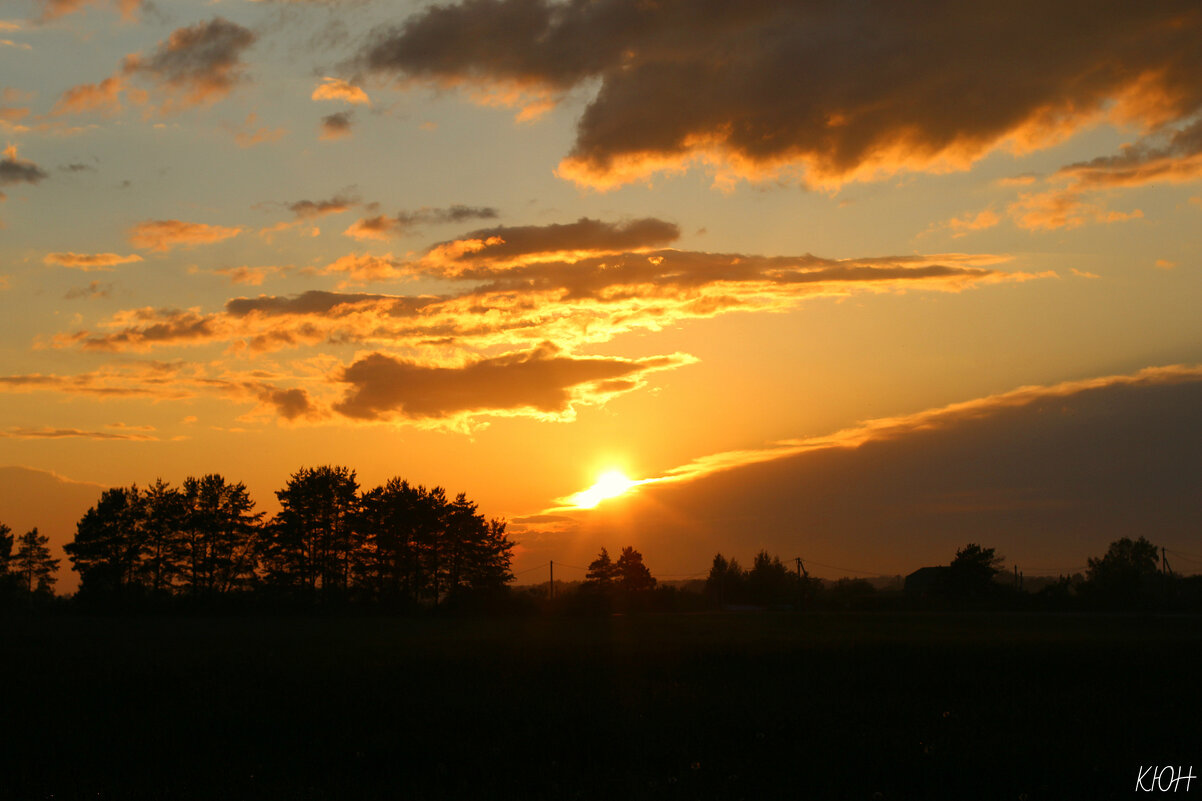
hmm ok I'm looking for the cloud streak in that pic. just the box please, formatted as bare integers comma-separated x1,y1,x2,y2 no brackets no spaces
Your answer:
128,219,241,251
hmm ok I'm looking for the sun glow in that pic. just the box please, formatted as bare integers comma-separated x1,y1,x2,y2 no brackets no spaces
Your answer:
568,469,639,508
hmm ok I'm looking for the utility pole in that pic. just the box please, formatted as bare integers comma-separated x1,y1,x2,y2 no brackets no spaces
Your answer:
794,557,807,610
549,560,554,602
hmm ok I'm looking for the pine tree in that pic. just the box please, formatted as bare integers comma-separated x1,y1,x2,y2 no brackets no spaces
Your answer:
13,528,60,596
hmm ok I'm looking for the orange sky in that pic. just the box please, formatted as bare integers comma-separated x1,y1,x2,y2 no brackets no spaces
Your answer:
2,0,1202,590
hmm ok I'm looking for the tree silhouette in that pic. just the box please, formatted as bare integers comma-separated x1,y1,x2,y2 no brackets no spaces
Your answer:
748,550,792,606
615,546,656,592
1084,536,1160,606
944,543,1004,600
66,486,145,600
260,466,360,599
12,528,59,597
705,553,745,606
0,521,17,603
181,475,262,597
585,547,619,588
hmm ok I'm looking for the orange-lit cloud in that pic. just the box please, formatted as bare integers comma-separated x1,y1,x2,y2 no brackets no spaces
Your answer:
320,111,353,140
0,360,323,422
128,219,241,251
1008,190,1144,231
362,0,1202,189
343,205,498,241
932,208,1001,238
37,0,141,20
53,217,1041,356
1055,118,1202,189
423,217,678,270
333,343,691,425
312,77,370,105
43,251,142,270
51,76,125,116
211,265,286,286
0,426,156,440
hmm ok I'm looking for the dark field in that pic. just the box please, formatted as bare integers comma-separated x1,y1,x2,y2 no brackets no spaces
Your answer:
2,612,1199,800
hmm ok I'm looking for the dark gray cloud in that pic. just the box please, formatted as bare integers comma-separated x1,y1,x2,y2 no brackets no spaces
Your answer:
1056,117,1202,188
362,0,1202,187
529,367,1202,576
345,204,499,240
320,111,353,139
0,150,48,187
123,17,257,110
64,280,113,300
333,343,688,421
428,216,680,264
287,193,358,218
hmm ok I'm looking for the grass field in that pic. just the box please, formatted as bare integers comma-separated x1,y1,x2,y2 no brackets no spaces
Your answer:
2,612,1198,800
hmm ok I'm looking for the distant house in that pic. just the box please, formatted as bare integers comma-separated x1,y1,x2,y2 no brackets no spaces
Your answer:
904,566,948,597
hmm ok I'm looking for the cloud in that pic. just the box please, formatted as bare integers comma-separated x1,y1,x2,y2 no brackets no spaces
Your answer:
43,251,142,270
0,426,156,441
320,111,353,140
515,365,1202,575
64,280,113,299
37,0,141,21
226,113,287,148
210,265,286,286
332,343,691,424
287,193,357,218
361,0,1202,190
55,217,1040,355
312,77,371,105
929,208,1001,238
0,361,321,422
0,144,48,188
1008,189,1144,231
122,18,256,112
52,76,125,117
343,204,499,241
1154,259,1177,270
128,219,241,251
424,216,679,269
315,252,408,284
1056,118,1202,190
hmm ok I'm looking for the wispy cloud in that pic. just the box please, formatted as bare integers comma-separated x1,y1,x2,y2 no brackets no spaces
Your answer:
44,251,142,270
128,219,241,252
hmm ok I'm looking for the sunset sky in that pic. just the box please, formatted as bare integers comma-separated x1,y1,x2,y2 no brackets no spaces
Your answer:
3,0,1201,590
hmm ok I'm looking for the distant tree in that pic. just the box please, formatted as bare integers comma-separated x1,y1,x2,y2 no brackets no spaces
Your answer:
12,528,59,596
615,546,656,592
705,553,745,606
748,550,792,606
944,543,1004,600
66,486,146,599
1083,536,1161,606
260,466,360,598
585,547,619,588
829,578,877,610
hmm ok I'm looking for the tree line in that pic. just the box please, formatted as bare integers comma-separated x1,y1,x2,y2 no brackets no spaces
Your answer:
59,466,515,608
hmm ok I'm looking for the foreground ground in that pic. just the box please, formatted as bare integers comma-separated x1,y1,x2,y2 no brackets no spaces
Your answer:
1,611,1198,800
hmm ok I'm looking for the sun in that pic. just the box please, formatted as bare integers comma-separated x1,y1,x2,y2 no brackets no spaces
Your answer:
568,469,639,509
